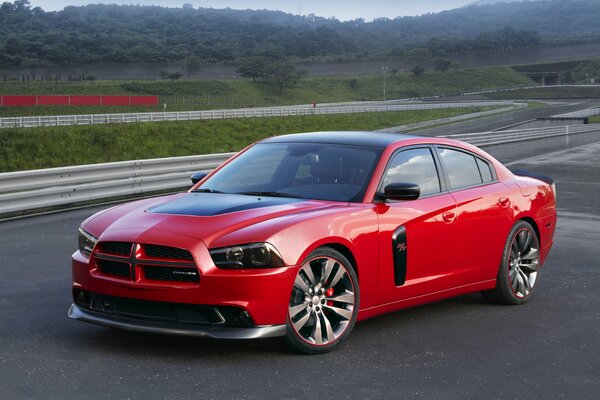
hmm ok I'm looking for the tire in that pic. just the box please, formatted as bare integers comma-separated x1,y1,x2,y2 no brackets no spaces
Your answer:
482,220,541,305
285,247,359,354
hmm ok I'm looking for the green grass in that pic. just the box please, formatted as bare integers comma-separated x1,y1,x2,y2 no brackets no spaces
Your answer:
589,115,600,123
0,66,534,117
0,107,490,172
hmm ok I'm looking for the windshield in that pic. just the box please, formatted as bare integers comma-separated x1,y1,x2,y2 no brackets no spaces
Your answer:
198,142,382,202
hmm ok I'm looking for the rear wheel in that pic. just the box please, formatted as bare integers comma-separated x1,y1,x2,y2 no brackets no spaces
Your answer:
483,220,540,305
285,248,359,354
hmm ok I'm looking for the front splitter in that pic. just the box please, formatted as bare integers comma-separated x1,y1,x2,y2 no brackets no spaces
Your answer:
68,304,286,339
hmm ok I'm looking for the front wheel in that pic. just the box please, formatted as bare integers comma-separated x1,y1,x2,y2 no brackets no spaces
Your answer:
285,248,359,354
482,220,541,305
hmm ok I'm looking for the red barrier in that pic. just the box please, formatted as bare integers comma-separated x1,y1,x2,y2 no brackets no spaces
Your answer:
2,96,37,106
131,96,158,106
38,96,70,106
0,95,158,107
102,96,131,106
70,96,102,106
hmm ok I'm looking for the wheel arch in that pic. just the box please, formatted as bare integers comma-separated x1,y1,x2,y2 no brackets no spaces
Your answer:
319,243,359,281
296,238,359,281
519,216,541,245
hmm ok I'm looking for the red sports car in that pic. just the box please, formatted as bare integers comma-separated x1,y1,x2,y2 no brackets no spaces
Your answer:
69,131,556,353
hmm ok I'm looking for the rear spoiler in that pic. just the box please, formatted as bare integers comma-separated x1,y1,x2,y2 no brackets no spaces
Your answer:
511,169,554,185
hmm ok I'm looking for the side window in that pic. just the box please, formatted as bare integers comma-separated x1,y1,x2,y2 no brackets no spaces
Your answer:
382,148,441,197
477,158,493,183
437,148,482,189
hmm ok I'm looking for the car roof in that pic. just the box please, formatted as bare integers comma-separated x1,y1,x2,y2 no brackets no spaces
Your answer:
260,131,420,148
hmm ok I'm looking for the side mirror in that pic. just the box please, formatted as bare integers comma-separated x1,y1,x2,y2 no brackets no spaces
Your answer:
190,172,208,185
382,182,420,201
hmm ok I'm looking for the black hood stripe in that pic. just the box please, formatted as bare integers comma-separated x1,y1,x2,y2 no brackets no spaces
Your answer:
147,193,304,217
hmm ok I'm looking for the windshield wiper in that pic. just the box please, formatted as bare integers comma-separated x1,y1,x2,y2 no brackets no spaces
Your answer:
191,188,224,193
235,191,304,199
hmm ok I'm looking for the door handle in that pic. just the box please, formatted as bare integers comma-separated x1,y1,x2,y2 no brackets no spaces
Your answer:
499,197,511,208
442,212,456,223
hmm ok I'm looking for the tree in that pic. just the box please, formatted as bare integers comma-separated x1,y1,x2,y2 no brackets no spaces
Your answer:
404,48,431,67
184,55,201,76
84,74,97,83
411,66,425,76
237,57,269,82
159,70,170,80
264,63,306,93
433,58,451,72
168,72,182,82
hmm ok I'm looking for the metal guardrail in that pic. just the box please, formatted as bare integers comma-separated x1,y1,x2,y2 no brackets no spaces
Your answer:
378,105,525,133
0,101,518,129
1,123,599,218
551,107,600,119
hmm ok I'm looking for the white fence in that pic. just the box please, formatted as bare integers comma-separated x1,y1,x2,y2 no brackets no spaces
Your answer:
1,123,599,218
0,101,518,129
551,107,600,119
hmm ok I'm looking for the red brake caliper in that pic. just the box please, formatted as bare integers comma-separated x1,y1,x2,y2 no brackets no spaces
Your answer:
326,287,334,306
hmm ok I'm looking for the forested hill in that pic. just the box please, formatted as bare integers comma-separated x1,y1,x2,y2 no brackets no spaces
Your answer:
1,0,600,68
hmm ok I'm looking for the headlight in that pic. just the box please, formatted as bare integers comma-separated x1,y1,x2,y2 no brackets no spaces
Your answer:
78,227,98,257
209,243,285,269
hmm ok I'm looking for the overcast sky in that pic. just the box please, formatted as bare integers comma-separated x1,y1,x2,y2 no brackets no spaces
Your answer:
28,0,476,20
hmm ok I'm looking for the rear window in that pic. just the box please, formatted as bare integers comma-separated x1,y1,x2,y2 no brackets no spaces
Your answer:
437,148,482,189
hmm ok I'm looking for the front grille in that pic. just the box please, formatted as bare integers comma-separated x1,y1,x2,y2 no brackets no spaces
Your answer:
143,265,199,283
101,241,132,256
97,259,130,278
75,291,253,327
144,244,193,261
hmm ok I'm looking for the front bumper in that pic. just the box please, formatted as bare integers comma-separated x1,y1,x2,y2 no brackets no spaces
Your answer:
72,244,298,326
68,303,286,339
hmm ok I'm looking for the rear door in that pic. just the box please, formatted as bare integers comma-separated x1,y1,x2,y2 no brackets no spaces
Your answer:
435,146,514,285
376,146,458,304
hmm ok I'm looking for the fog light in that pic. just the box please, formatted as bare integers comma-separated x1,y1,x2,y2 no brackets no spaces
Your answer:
73,288,91,307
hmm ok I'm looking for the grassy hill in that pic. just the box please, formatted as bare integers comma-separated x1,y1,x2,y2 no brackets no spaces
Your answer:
0,66,534,117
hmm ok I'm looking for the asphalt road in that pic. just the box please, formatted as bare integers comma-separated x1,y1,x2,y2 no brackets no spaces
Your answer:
417,99,600,136
1,143,599,399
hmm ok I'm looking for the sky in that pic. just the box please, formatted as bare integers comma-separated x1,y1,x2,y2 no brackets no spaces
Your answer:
27,0,476,21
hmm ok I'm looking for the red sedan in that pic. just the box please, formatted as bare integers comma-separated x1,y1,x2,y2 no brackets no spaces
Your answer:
69,131,556,353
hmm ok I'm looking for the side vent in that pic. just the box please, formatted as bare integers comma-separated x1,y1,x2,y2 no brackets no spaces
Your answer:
392,226,407,286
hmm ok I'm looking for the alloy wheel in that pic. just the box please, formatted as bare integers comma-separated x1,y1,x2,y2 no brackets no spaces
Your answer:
508,228,540,298
288,256,356,346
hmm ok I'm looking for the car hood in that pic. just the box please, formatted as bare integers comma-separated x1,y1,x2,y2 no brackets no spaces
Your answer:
84,192,345,247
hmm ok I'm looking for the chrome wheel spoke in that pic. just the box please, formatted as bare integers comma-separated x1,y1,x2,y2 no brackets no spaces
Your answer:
328,267,346,288
312,313,323,344
324,304,353,320
516,272,525,295
320,259,336,287
521,248,538,262
520,260,539,272
511,242,520,258
302,264,317,287
292,311,311,331
511,272,519,291
327,292,354,304
289,303,307,319
294,274,310,294
517,231,528,253
322,313,335,343
518,270,531,292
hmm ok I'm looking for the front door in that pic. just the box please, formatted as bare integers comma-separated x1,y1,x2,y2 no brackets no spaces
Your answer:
375,147,458,304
